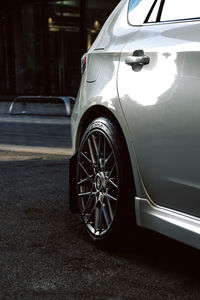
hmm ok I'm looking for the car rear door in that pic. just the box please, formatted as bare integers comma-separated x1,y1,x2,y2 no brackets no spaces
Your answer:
118,0,200,218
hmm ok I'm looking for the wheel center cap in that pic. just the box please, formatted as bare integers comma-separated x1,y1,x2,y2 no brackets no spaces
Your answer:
95,172,105,191
95,174,102,191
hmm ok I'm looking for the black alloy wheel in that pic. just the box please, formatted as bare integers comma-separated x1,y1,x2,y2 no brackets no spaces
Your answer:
77,117,135,241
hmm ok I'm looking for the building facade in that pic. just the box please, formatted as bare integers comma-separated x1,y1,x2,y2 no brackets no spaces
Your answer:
0,0,118,97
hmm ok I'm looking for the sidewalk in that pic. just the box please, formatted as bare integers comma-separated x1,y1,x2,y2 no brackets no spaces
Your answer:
0,101,72,155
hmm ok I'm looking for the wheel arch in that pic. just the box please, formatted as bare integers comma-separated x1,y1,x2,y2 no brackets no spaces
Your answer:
75,105,115,151
75,104,136,192
76,105,122,149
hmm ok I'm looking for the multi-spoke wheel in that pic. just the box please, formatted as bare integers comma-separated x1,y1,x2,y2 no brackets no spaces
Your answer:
77,117,135,241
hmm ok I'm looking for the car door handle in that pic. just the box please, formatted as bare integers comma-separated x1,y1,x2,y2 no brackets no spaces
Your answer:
125,50,150,71
125,55,150,65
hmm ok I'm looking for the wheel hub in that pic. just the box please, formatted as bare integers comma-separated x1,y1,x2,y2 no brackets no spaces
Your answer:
94,172,106,192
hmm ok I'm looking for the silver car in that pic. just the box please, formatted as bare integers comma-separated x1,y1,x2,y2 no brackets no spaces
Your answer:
70,0,200,249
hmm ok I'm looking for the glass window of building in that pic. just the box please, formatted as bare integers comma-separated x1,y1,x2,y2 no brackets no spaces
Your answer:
0,0,119,97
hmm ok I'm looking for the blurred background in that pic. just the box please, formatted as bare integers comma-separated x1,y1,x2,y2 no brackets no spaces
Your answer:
0,0,119,99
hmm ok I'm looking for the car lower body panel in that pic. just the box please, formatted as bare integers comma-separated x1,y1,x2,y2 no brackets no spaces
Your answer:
135,196,200,249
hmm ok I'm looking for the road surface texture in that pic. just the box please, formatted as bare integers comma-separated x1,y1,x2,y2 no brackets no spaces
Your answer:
0,101,200,299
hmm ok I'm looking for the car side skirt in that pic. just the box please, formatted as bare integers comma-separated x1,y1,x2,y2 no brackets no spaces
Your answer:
135,197,200,250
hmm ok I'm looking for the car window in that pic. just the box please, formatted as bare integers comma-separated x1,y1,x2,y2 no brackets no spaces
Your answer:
128,0,155,25
161,0,200,22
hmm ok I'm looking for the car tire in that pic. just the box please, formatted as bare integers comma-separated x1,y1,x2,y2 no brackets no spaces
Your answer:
76,117,136,243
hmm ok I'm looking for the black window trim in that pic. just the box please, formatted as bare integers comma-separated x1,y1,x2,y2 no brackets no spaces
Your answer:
144,0,159,23
156,0,165,22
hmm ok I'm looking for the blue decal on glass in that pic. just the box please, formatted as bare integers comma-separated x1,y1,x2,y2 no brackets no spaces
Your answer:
129,0,143,12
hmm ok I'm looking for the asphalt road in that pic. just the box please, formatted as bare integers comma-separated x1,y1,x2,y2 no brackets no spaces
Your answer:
0,102,200,299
